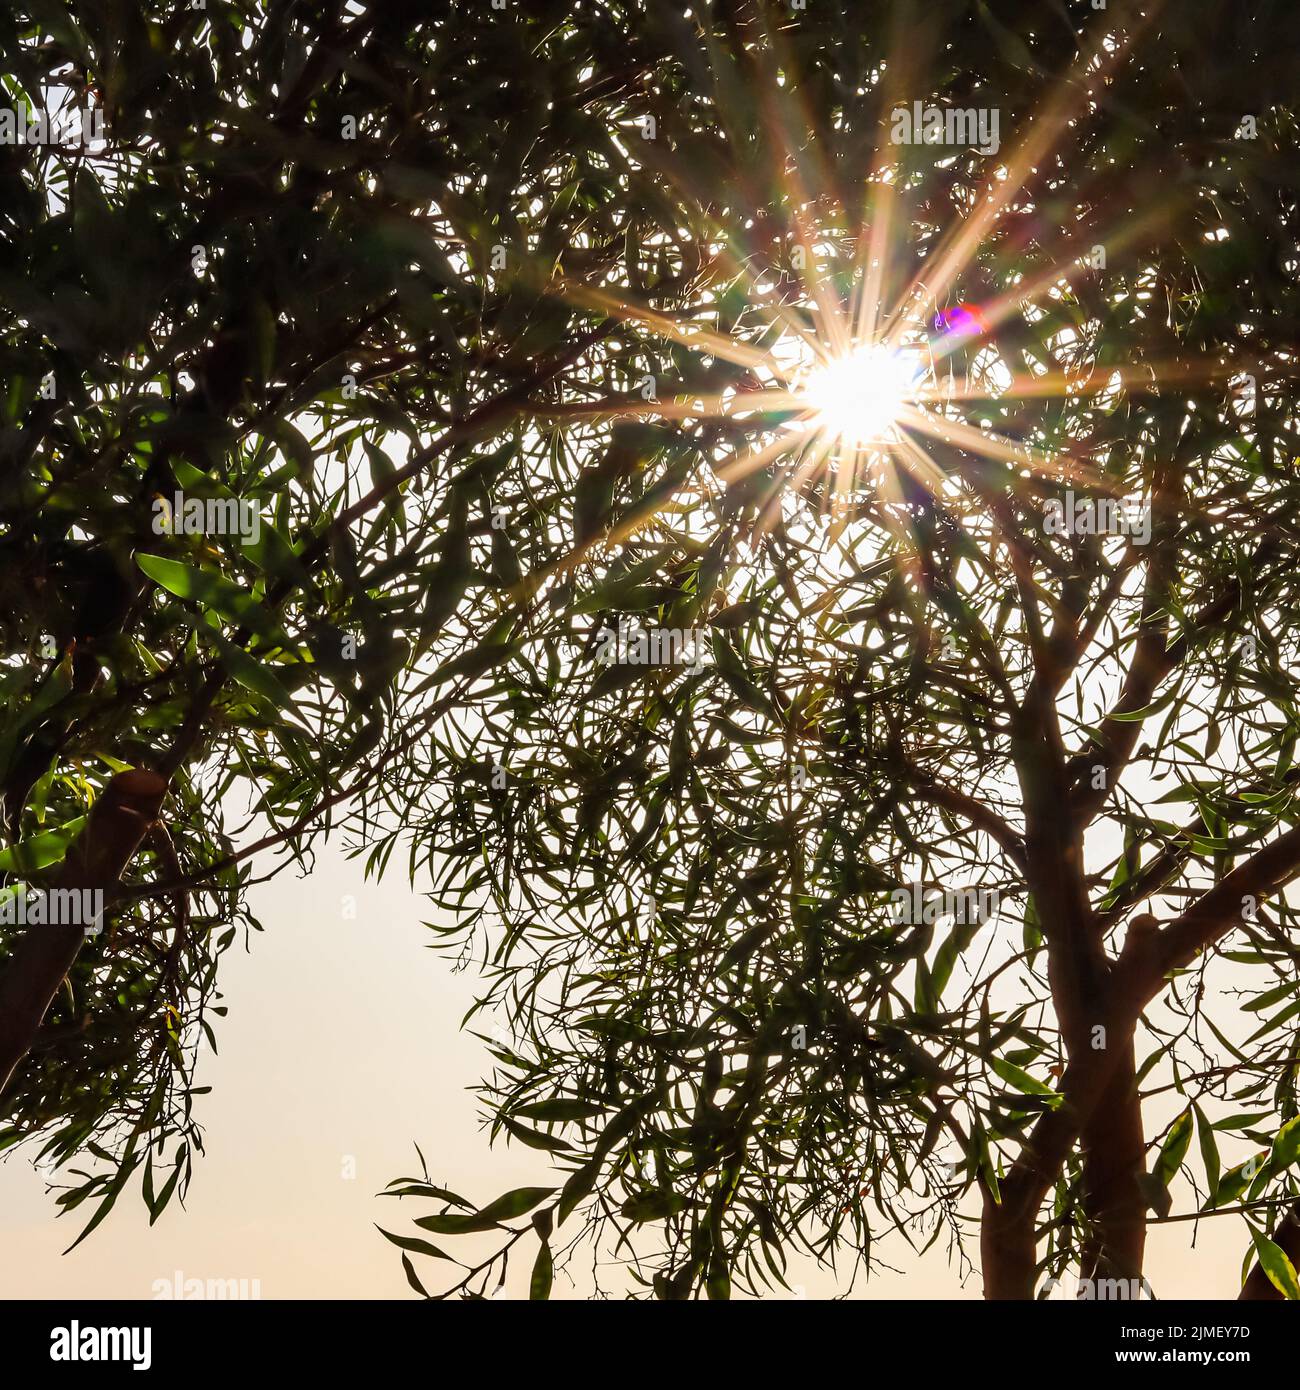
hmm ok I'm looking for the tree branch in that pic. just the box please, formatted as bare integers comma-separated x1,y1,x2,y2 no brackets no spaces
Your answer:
1119,821,1300,1010
0,769,168,1096
906,773,1028,872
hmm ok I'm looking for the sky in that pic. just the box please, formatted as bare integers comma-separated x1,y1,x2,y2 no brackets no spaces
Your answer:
0,834,1252,1301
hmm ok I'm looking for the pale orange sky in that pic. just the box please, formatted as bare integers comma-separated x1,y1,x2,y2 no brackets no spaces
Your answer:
0,832,1255,1300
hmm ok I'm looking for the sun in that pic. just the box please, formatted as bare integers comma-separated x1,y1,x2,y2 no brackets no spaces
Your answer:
800,345,922,448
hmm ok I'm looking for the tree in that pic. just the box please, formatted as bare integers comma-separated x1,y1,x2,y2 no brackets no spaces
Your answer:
0,0,631,1237
5,0,1300,1305
365,1,1300,1300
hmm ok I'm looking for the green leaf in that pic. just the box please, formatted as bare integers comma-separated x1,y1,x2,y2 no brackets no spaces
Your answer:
1245,998,1300,1045
1210,1152,1267,1209
401,1254,428,1297
705,1253,731,1300
209,630,294,707
63,1150,140,1253
0,816,86,874
557,1097,650,1224
1250,1231,1300,1299
243,518,314,595
1155,1108,1194,1188
363,439,405,528
136,553,284,641
989,1055,1062,1107
975,1126,1000,1204
375,1226,452,1261
529,1241,554,1300
147,1162,182,1226
412,1211,500,1236
557,1156,602,1227
1194,1104,1221,1202
476,1185,554,1223
501,1116,573,1153
415,1186,554,1235
620,1190,689,1222
1269,1115,1300,1173
380,1182,473,1207
514,1098,606,1122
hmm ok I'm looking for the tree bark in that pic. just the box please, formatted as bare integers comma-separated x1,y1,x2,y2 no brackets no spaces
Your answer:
981,1174,1043,1299
0,768,167,1096
984,690,1112,1298
979,1008,1142,1298
1078,1031,1146,1286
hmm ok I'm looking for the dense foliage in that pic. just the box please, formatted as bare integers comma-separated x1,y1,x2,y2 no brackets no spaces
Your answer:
3,0,1300,1300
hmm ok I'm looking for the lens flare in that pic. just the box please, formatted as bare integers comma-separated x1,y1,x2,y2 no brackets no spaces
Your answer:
801,346,921,446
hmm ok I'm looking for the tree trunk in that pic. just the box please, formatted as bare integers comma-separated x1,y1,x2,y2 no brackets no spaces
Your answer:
1078,1031,1146,1287
979,1016,1141,1299
981,1174,1042,1299
0,768,167,1096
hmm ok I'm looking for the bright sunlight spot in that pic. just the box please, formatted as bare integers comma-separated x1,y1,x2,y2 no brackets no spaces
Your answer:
801,345,921,446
